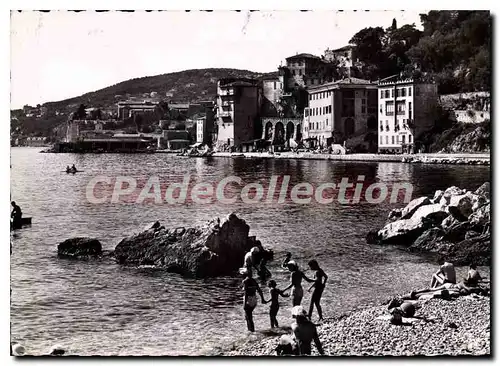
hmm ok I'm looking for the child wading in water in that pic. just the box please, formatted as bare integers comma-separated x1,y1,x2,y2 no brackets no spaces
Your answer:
264,280,289,328
307,259,328,321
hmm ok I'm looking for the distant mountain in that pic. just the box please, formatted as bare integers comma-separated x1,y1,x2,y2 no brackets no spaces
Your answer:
43,68,277,112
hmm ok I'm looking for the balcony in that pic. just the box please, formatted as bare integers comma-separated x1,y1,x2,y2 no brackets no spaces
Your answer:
218,89,235,97
386,112,394,116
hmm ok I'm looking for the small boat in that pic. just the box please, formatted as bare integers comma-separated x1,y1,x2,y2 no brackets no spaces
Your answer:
10,217,32,230
63,170,84,174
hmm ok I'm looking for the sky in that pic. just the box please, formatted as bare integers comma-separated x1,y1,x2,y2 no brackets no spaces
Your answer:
10,10,425,109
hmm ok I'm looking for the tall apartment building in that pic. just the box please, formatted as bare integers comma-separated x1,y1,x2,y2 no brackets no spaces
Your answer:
378,75,438,153
215,78,260,149
302,77,378,148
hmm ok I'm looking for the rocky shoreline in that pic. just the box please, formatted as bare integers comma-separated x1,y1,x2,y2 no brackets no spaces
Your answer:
222,294,490,356
367,182,491,266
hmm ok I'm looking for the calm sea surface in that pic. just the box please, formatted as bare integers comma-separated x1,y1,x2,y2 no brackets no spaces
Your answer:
10,147,490,355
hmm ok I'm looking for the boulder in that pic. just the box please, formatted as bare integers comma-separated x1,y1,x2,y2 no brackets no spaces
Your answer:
411,203,448,225
113,213,271,277
431,190,444,203
442,221,472,243
58,237,102,259
143,221,162,231
447,193,474,219
410,227,445,252
377,219,426,245
441,215,459,231
400,197,431,220
366,230,380,244
443,186,466,198
474,182,490,201
469,202,490,228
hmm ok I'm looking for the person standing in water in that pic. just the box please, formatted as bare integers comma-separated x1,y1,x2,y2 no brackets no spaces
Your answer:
307,260,328,321
264,280,289,328
241,268,265,332
283,261,314,307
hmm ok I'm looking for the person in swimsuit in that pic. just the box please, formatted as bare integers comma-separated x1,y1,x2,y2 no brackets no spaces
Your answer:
291,306,324,355
282,252,292,269
264,279,289,328
307,260,328,321
283,261,314,307
240,246,260,278
464,263,483,286
430,259,456,288
241,268,265,332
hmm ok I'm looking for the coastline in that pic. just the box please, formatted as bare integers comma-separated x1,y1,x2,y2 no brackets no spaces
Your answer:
221,289,490,356
210,152,490,164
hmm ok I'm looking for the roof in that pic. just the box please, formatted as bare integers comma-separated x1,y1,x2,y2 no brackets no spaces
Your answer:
329,45,354,53
308,77,375,92
220,81,257,87
286,53,321,60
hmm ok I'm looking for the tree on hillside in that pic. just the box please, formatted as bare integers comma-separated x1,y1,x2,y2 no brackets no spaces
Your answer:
349,27,386,79
72,104,87,120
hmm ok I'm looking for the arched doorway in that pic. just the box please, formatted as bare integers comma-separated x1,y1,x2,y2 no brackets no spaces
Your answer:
286,122,295,141
264,121,273,141
274,122,285,145
367,115,377,130
344,118,355,137
296,124,302,142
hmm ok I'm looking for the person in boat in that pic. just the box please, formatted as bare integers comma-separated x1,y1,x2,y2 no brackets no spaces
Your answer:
307,260,328,321
291,306,324,355
430,258,456,288
264,279,289,328
241,268,265,332
283,261,314,307
70,164,77,173
11,201,22,229
65,165,71,173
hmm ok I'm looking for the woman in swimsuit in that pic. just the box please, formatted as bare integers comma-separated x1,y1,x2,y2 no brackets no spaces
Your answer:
241,268,265,332
307,259,328,321
283,261,313,307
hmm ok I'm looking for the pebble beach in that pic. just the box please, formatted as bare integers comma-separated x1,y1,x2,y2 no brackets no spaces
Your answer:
223,294,490,356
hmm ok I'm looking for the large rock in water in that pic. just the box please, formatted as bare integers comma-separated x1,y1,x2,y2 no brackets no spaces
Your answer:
400,197,431,220
58,237,102,259
113,213,266,277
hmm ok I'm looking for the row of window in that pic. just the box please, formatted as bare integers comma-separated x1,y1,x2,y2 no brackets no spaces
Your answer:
309,91,333,101
305,119,329,131
292,69,303,76
381,101,412,116
380,86,416,99
380,134,412,145
272,82,283,90
380,119,412,131
305,105,332,117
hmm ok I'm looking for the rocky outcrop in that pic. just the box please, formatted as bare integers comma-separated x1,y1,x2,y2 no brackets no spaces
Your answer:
369,183,491,265
57,237,102,259
113,213,271,277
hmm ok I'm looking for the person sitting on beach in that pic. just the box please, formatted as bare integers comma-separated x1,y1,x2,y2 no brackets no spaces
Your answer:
307,260,328,321
291,306,324,355
430,259,456,288
264,279,289,328
241,268,265,332
11,201,22,229
464,263,483,286
283,261,314,306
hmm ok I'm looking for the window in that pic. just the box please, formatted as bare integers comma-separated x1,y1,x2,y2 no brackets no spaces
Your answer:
408,87,412,96
392,136,395,144
316,122,319,129
385,90,390,98
385,101,394,116
309,95,312,101
274,82,276,89
402,88,406,97
396,101,406,115
391,89,394,98
326,118,328,126
385,136,389,144
402,135,406,144
409,102,412,119
380,136,383,145
380,90,384,99
316,107,318,115
409,135,412,143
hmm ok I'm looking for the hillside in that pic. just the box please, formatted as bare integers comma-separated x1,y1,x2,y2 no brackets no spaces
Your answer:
43,68,277,112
